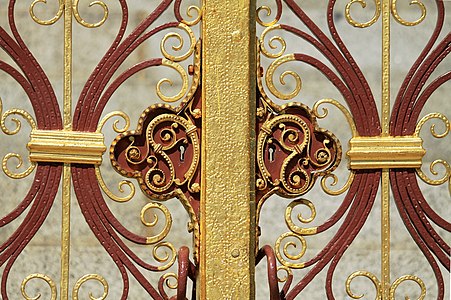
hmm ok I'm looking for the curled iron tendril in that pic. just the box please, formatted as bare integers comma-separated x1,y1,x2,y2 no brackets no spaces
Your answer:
30,0,109,28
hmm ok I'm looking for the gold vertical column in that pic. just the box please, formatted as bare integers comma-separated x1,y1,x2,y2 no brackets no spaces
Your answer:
381,0,391,298
200,0,256,298
61,1,73,299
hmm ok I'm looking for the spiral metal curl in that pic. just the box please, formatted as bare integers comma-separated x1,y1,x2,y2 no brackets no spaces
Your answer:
153,242,177,271
141,202,173,245
345,271,381,299
266,54,302,101
257,0,282,27
21,274,57,300
96,111,135,202
30,0,109,27
0,98,37,179
390,275,426,300
285,199,317,235
313,99,357,195
72,274,109,300
415,113,450,187
345,0,426,28
345,0,382,28
275,232,308,269
29,0,64,26
391,0,426,26
73,0,109,28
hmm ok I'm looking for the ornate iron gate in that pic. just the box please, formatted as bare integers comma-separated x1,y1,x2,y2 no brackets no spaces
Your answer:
0,0,449,299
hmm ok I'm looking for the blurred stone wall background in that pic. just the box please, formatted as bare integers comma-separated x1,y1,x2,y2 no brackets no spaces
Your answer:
0,0,449,299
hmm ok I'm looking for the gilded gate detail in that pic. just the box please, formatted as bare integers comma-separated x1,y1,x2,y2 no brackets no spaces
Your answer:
254,0,449,299
0,0,449,299
0,0,201,298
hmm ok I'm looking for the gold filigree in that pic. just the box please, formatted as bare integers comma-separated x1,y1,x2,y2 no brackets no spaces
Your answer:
313,98,357,195
0,98,37,134
30,0,109,28
415,113,450,187
266,54,302,100
72,274,109,300
391,0,426,26
345,272,426,299
414,112,450,138
390,275,426,300
153,242,177,271
416,159,450,186
345,0,426,28
256,45,342,265
30,0,64,26
73,0,109,28
97,111,130,134
158,272,178,299
141,202,173,244
257,4,280,27
161,23,197,62
109,19,201,271
180,5,202,26
157,60,189,103
313,98,358,137
260,25,286,59
21,274,57,300
0,98,37,179
110,51,201,261
285,198,317,235
275,232,307,269
2,153,36,179
320,172,356,196
162,272,178,289
345,271,381,299
276,266,292,283
157,24,197,103
95,167,135,202
165,119,196,186
128,112,200,193
345,0,382,28
181,41,202,110
257,111,319,194
96,111,135,202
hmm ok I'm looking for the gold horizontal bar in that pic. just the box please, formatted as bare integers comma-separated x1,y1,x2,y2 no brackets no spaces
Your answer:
28,130,106,165
348,136,425,169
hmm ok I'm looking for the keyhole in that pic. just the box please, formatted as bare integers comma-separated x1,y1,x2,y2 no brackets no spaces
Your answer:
268,145,275,162
179,144,186,162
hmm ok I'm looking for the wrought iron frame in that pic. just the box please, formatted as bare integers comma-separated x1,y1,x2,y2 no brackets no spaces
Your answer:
0,0,449,299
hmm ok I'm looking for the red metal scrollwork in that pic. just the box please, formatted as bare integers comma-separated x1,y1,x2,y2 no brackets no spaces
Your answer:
0,0,200,299
255,0,449,299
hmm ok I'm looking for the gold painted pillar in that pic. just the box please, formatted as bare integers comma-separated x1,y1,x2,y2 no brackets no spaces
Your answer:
200,0,256,298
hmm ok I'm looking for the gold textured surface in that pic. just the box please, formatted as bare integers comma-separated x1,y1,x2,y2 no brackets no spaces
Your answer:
62,1,73,298
61,163,71,300
200,0,256,298
381,1,391,298
0,97,37,179
347,136,425,169
72,274,109,300
21,273,58,300
28,130,106,164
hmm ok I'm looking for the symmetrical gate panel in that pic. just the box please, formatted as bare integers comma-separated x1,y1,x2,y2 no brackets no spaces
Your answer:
0,0,449,299
0,1,201,298
254,1,449,299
